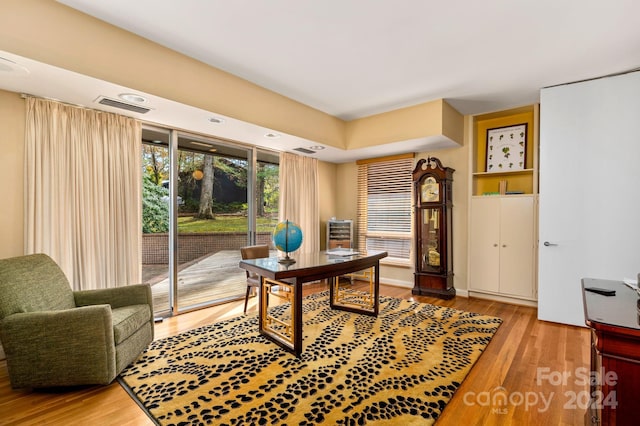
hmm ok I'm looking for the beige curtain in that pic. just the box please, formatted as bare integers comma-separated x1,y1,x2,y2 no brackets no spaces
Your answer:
279,152,319,254
25,97,142,290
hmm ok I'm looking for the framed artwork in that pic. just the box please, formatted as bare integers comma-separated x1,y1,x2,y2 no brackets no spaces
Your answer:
486,123,527,172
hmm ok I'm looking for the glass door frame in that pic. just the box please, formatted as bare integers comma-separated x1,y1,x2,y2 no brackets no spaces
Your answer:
143,124,279,316
167,128,179,314
162,127,277,315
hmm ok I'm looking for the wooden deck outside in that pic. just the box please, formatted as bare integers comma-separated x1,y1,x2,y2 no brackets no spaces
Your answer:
146,250,251,314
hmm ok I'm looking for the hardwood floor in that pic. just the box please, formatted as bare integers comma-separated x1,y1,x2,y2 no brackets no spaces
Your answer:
0,283,590,425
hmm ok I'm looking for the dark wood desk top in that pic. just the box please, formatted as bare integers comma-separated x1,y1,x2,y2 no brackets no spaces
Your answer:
239,250,388,283
582,278,640,332
582,278,640,426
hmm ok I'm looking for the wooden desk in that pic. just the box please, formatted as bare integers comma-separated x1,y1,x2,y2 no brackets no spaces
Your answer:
582,278,640,425
240,251,387,356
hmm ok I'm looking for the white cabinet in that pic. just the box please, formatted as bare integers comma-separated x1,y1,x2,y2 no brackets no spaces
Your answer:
469,195,536,300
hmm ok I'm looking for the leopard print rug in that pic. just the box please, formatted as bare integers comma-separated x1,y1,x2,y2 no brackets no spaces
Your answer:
119,291,502,425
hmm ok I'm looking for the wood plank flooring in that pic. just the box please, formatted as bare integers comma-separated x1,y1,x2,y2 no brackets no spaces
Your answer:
0,283,590,425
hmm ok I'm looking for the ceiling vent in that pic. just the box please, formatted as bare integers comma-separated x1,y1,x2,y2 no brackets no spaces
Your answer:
293,147,315,154
95,96,151,114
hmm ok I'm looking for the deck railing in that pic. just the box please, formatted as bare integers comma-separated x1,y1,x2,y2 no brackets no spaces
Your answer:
142,232,273,264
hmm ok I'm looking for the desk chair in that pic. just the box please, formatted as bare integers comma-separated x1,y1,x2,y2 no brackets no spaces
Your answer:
240,244,270,313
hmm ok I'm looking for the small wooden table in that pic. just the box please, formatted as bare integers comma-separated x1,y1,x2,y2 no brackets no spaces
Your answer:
239,250,387,356
582,278,640,425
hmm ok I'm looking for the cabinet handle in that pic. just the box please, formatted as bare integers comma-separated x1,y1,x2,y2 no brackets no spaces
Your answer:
502,244,507,248
543,241,558,247
493,243,498,247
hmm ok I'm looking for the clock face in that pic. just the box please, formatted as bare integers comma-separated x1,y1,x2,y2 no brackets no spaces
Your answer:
421,176,440,202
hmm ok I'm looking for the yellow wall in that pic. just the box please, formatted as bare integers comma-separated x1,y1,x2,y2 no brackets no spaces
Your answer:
442,100,465,144
0,90,25,259
317,161,338,251
335,163,358,222
345,99,463,149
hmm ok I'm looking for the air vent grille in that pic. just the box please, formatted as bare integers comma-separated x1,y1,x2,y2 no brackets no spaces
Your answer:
293,147,315,154
96,96,151,114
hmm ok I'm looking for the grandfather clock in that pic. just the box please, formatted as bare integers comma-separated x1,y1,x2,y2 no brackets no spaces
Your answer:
412,157,455,299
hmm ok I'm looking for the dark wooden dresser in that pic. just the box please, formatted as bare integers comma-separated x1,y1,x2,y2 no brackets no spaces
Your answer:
582,278,640,425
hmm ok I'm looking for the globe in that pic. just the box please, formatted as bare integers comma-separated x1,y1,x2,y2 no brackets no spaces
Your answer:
272,220,303,264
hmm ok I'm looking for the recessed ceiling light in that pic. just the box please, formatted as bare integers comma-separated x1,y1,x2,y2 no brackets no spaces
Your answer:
118,93,147,104
208,117,224,124
309,146,325,151
264,132,280,139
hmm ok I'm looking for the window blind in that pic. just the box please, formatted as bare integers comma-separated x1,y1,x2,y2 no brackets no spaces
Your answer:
357,155,414,262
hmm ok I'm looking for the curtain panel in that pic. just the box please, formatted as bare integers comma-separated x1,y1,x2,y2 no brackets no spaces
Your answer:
278,152,319,255
25,98,142,290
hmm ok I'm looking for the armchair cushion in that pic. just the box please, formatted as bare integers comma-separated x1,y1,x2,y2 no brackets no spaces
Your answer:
74,284,154,343
111,305,152,345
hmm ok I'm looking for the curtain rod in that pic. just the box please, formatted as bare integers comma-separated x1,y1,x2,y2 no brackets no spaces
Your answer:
20,93,94,110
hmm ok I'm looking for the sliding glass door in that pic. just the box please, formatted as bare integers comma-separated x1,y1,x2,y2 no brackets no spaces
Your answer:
141,126,279,316
174,135,250,312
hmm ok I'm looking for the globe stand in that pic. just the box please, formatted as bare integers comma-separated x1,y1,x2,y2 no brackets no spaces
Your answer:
278,253,296,265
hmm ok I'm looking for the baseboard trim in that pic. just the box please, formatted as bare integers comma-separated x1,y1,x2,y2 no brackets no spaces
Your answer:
468,291,538,307
382,280,471,298
380,279,413,288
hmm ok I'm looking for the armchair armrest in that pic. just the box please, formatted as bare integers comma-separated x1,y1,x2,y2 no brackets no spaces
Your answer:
74,283,153,310
0,305,117,388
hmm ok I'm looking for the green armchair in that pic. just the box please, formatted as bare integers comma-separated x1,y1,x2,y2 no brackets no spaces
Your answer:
0,254,154,389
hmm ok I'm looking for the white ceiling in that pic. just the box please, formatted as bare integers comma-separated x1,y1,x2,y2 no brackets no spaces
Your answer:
57,0,640,118
2,1,640,162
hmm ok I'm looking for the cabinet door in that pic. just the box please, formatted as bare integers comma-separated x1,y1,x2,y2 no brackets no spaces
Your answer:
499,196,535,298
469,197,500,292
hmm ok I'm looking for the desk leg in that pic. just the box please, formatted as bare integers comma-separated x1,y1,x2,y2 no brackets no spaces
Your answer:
293,278,302,356
330,262,380,316
329,276,336,309
259,276,265,336
373,261,380,316
257,277,301,356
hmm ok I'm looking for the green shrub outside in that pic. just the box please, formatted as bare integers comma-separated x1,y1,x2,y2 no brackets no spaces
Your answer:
142,176,169,233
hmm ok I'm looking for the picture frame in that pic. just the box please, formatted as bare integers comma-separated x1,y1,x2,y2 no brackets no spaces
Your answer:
485,123,527,173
